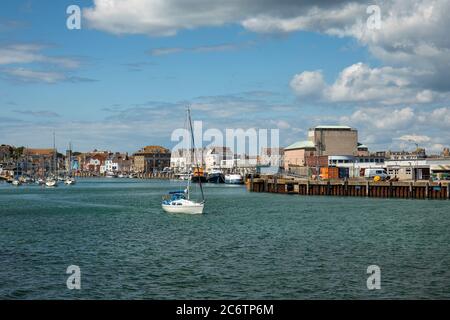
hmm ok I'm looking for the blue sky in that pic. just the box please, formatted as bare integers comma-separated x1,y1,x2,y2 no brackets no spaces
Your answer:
1,0,449,154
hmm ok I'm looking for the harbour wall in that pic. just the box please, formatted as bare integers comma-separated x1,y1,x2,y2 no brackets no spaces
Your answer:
74,172,175,179
248,176,450,200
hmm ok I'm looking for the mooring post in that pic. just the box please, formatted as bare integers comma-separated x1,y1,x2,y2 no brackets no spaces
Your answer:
306,180,310,195
366,180,370,197
344,179,348,196
446,183,450,200
426,182,430,199
250,174,254,192
409,182,413,199
389,181,393,198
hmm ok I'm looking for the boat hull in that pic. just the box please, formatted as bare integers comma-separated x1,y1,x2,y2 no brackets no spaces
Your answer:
207,173,225,183
191,175,207,183
162,203,204,214
45,180,58,187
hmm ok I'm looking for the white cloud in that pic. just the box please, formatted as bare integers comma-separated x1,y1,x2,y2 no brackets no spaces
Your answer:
83,0,359,36
291,63,438,105
83,0,450,97
289,70,326,98
0,44,91,84
339,106,450,153
397,134,431,143
3,68,65,83
0,44,81,68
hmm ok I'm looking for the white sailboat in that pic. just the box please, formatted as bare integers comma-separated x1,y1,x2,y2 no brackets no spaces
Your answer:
64,142,76,185
162,107,205,215
46,132,59,188
12,161,22,186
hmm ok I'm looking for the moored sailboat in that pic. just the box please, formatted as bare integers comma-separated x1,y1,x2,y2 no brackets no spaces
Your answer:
162,107,205,214
46,132,59,188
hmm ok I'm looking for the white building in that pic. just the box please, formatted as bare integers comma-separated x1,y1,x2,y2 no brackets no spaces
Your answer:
328,155,386,178
105,158,119,173
204,147,233,171
170,148,207,173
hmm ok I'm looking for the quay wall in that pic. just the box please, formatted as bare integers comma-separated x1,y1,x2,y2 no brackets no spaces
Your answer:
74,172,175,180
248,176,450,200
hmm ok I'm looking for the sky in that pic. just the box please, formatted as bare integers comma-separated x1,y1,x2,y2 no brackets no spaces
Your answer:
0,0,449,154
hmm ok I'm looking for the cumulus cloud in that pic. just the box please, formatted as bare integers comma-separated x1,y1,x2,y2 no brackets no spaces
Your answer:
291,62,441,105
289,70,326,98
339,106,450,153
83,0,353,36
83,0,450,99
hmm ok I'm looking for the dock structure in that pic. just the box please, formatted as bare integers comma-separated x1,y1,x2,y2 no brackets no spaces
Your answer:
74,172,175,179
248,176,450,200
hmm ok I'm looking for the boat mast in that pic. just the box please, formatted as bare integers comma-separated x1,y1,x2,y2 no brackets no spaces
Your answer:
68,141,72,177
53,132,56,177
187,106,205,202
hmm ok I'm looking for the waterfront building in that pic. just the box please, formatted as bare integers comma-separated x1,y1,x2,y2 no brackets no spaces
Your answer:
443,148,450,157
0,144,13,162
283,140,316,172
83,153,107,174
104,157,119,173
170,148,207,173
204,147,233,171
328,154,386,178
386,149,427,160
133,145,171,173
308,125,358,156
23,148,58,176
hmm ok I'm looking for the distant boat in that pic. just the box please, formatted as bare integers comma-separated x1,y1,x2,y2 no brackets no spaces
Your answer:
225,174,244,185
64,142,77,185
207,169,225,183
191,167,207,183
162,107,205,215
45,178,58,188
177,172,192,180
64,177,76,185
12,179,22,186
105,171,116,178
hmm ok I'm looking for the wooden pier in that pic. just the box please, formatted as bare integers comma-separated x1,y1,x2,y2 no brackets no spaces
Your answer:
248,176,450,200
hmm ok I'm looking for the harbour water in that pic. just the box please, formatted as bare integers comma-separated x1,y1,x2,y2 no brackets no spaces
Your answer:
0,179,449,299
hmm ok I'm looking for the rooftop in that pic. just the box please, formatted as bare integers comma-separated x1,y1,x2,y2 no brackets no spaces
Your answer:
285,140,316,151
312,125,353,130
